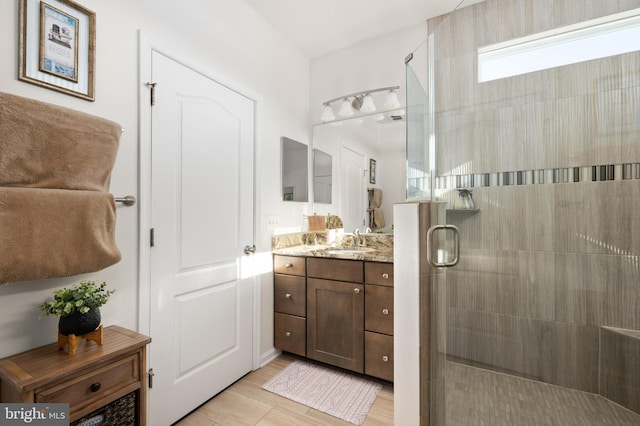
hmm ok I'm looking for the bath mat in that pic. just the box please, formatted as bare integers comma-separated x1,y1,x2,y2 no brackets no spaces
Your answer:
261,360,381,425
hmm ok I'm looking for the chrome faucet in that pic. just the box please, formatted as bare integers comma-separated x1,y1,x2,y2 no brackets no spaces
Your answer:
352,229,365,247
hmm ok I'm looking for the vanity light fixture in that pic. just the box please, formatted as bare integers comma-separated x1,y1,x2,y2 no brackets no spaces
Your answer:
320,85,400,122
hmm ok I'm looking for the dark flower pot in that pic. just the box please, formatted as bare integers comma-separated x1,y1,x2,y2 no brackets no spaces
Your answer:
58,308,101,336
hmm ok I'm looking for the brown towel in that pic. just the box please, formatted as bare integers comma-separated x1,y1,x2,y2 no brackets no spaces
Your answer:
0,92,122,192
369,188,382,208
308,215,326,232
372,208,385,229
0,187,121,284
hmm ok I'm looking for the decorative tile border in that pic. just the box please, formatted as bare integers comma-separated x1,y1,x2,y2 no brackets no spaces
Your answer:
436,163,640,189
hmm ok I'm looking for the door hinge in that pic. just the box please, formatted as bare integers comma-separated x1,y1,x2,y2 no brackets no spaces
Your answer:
150,228,155,247
147,82,157,106
148,368,154,389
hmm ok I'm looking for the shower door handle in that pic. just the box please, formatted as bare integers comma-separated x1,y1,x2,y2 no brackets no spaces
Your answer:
426,224,460,267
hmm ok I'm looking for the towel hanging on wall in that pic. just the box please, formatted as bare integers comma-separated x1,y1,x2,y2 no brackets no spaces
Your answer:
0,188,121,285
0,92,121,192
0,92,123,285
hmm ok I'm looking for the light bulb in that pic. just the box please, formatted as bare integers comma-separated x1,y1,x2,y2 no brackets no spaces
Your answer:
383,90,400,109
338,99,354,117
321,104,335,122
360,94,376,113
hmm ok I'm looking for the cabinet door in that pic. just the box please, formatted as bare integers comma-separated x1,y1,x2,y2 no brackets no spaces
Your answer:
365,331,394,382
274,274,306,317
307,278,364,373
365,285,394,335
274,313,306,356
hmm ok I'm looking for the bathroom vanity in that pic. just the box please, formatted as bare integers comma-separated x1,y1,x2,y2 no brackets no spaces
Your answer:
272,234,394,382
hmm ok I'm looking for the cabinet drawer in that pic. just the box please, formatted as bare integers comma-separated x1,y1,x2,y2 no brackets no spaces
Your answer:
365,331,393,382
274,313,306,356
36,354,139,413
365,262,394,287
274,255,306,276
365,285,394,335
274,274,306,317
307,257,363,283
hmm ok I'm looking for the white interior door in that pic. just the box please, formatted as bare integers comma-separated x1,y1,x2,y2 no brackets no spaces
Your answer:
340,146,365,231
148,51,255,425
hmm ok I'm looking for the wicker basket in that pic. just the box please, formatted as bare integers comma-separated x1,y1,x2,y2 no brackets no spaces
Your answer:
71,391,137,426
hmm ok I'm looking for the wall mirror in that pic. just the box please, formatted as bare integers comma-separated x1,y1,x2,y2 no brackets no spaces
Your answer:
311,108,407,231
281,136,309,202
313,149,332,204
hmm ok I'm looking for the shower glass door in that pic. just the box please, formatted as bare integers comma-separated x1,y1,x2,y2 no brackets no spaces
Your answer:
410,1,640,425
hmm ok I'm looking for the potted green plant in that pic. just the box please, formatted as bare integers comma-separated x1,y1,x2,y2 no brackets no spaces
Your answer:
39,280,115,336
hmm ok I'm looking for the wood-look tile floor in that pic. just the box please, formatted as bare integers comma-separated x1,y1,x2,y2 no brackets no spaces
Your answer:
174,354,394,426
175,355,640,426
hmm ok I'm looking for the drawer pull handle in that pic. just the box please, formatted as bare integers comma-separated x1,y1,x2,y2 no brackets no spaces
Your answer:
382,355,389,362
285,293,292,299
90,383,102,392
285,263,293,268
354,288,360,294
382,273,389,279
285,331,292,338
382,308,389,315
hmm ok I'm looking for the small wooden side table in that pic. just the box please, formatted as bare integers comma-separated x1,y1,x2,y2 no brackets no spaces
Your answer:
0,325,151,425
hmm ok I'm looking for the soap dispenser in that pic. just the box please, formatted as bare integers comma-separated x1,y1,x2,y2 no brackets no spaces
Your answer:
454,189,475,209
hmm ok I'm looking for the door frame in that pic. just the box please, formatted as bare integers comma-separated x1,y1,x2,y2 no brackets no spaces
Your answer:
339,143,367,231
137,31,262,371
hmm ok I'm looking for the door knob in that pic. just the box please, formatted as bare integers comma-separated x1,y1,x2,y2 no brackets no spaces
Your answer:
244,244,256,255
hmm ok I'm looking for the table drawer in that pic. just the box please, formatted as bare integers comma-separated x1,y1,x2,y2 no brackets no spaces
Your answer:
274,255,306,276
274,313,306,357
36,354,139,413
365,331,393,382
274,274,306,317
365,285,394,335
365,262,394,287
307,257,363,283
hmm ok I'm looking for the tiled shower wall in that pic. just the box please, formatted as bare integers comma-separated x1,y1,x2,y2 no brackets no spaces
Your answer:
430,0,640,395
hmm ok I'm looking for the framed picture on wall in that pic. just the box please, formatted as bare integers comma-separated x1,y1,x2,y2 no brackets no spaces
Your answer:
369,158,376,184
19,0,96,101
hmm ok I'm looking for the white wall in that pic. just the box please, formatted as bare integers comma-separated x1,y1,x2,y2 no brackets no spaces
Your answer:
309,24,427,229
0,0,309,358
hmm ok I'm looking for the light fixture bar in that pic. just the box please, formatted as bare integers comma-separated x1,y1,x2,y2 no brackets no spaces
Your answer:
322,86,400,106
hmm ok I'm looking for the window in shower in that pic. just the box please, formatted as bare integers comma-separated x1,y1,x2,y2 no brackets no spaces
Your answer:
478,7,640,82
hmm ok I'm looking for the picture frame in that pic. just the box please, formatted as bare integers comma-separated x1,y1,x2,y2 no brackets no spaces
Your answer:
369,158,376,184
19,0,95,101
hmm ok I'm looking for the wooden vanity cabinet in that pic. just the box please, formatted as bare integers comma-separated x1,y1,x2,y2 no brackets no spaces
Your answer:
273,255,307,356
273,254,394,380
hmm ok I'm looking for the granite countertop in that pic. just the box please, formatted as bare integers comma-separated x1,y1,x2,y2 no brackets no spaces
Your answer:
273,244,393,263
272,232,393,263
